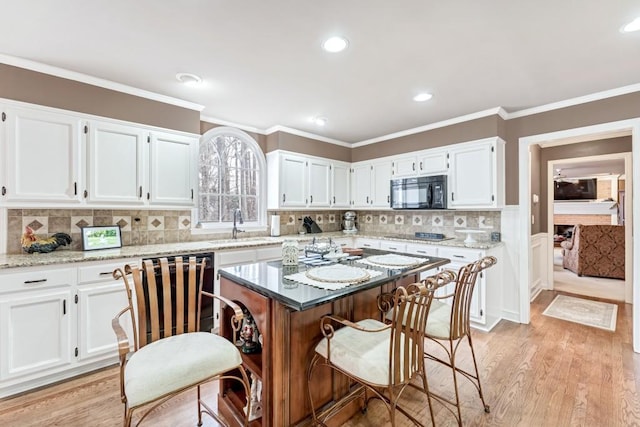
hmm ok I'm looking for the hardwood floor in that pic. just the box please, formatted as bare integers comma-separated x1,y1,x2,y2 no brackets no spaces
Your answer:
1,290,639,426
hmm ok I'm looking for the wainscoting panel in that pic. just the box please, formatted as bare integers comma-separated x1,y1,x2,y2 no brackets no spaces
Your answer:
531,233,549,301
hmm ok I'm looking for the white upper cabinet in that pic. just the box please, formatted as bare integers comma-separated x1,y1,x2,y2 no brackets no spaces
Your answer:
371,160,392,208
86,121,147,205
2,106,82,203
0,101,197,208
350,159,392,209
331,161,351,208
267,151,349,209
271,153,307,207
307,158,331,207
448,138,505,208
391,155,417,178
148,131,196,206
417,148,448,176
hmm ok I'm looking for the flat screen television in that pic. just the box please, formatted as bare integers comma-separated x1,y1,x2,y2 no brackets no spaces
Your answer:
554,178,597,200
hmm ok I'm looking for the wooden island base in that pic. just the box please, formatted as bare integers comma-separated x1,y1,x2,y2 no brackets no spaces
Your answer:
218,274,419,426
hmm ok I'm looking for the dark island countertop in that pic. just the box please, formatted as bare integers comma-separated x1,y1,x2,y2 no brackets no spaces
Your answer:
218,248,450,311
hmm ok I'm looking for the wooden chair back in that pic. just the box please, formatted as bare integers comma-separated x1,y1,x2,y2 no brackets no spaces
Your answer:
116,256,207,350
448,256,497,340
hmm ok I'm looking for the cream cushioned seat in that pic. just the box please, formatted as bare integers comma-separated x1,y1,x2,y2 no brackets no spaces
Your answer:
385,299,451,339
314,318,415,386
424,300,452,339
125,332,243,408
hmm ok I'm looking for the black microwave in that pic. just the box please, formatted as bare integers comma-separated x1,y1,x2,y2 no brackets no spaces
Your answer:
390,175,447,209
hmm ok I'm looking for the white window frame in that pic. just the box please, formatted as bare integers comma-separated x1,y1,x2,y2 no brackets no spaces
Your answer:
192,126,267,234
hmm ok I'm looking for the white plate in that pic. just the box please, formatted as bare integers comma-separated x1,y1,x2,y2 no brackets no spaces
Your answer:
306,264,370,283
324,252,349,260
366,254,424,267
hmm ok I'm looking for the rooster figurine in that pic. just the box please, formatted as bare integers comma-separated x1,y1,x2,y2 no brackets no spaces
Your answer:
21,226,72,254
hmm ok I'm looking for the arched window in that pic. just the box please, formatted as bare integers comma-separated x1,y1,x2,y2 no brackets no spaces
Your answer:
197,127,266,230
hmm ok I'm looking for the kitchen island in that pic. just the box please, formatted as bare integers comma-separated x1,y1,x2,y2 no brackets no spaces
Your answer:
217,249,449,427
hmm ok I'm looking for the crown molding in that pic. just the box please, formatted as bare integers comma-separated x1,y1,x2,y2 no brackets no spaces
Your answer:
0,53,205,112
351,107,506,148
200,115,267,135
264,125,352,147
505,83,640,119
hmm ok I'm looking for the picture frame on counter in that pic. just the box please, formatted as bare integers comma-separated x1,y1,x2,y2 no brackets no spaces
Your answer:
81,225,122,251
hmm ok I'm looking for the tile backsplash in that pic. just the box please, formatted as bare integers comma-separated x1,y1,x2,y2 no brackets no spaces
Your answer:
6,208,501,254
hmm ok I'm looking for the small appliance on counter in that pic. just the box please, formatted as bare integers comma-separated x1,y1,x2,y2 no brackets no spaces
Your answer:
342,211,357,234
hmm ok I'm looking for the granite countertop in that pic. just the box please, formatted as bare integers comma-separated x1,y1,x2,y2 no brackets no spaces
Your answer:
218,249,450,311
0,231,501,270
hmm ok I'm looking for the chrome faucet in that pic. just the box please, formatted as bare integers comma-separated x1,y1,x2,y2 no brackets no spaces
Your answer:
232,208,244,239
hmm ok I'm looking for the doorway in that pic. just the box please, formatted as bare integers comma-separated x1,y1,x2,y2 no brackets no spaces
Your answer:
518,118,640,353
547,154,630,302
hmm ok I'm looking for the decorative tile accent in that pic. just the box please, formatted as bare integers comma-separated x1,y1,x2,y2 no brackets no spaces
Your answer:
479,215,493,229
379,214,388,224
431,215,443,227
288,215,295,225
315,214,323,224
328,214,336,224
394,215,404,225
22,217,48,234
412,215,423,226
365,214,373,224
454,215,467,228
148,216,165,231
179,215,191,230
113,216,131,231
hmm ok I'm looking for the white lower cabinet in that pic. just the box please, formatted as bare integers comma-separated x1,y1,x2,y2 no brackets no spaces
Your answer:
436,245,503,331
76,261,135,362
0,259,136,398
0,288,73,381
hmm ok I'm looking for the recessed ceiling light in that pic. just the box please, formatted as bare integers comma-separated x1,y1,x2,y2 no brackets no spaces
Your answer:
322,36,348,53
176,72,203,87
312,117,328,126
621,17,640,33
413,93,433,102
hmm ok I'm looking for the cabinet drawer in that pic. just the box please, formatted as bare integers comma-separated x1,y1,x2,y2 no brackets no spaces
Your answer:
0,268,73,293
405,243,438,257
438,247,483,263
256,246,282,261
218,249,256,266
354,238,380,249
77,259,136,285
379,241,406,252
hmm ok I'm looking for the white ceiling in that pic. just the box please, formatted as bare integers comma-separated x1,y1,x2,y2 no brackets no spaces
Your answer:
554,158,626,179
1,1,639,143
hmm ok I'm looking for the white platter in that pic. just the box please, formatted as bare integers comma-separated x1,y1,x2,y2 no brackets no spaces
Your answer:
306,264,370,283
366,254,424,267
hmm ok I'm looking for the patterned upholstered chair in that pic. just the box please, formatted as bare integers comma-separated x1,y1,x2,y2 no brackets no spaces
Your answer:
560,224,625,279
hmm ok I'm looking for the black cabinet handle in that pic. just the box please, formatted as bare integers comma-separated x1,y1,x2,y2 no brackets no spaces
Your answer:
333,196,336,204
366,196,369,203
310,195,313,203
83,190,88,198
99,272,112,276
412,162,415,171
63,299,67,315
139,186,143,198
74,182,77,195
191,189,194,200
24,279,47,284
282,193,286,203
420,161,423,170
1,186,5,196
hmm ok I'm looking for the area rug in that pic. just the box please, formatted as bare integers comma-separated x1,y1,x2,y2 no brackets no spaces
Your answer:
542,294,618,331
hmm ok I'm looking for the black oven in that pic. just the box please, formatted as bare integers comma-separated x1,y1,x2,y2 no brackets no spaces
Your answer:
390,175,447,209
